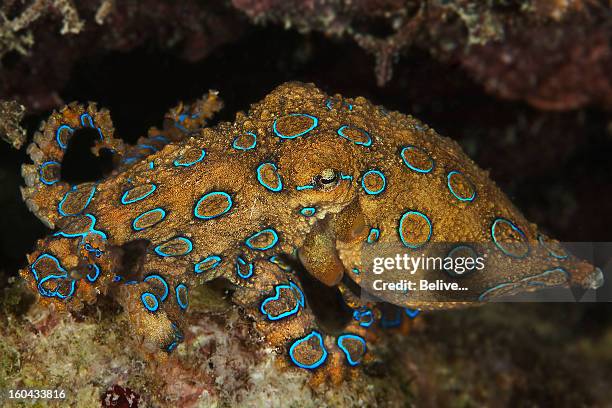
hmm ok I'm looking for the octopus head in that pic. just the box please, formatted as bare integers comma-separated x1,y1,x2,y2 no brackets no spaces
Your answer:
279,134,359,214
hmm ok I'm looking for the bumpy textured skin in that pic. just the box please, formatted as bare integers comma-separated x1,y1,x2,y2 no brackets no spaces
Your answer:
19,82,601,379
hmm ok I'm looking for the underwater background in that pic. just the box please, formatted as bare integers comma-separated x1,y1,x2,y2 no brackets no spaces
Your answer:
0,1,611,407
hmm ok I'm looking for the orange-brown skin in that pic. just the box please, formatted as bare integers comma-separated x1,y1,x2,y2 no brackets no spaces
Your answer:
19,82,602,380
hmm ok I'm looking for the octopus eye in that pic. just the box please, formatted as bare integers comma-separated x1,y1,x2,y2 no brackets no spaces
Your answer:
314,168,339,189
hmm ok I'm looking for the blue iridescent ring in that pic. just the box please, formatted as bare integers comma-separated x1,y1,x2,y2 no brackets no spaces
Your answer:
491,217,529,258
194,255,222,274
447,170,476,202
288,330,328,370
360,169,386,195
144,274,169,302
400,145,434,174
175,284,188,310
337,125,372,147
337,334,366,367
141,292,159,312
398,210,432,249
273,113,318,139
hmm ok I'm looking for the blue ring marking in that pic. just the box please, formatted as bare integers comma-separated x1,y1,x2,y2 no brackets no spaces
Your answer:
120,184,157,205
260,281,305,321
477,282,514,301
149,161,154,169
340,173,353,181
523,267,570,287
300,207,316,217
175,284,188,310
236,256,254,279
194,191,233,220
447,171,476,202
140,292,159,312
324,98,352,111
400,146,434,173
80,113,94,128
380,309,402,329
165,323,184,353
31,254,76,299
86,264,101,283
269,255,293,272
447,244,476,258
53,213,108,242
150,135,169,143
491,217,529,258
83,243,103,258
367,228,380,244
525,267,570,287
55,125,74,149
337,125,372,147
245,228,279,251
337,334,366,367
477,268,570,301
352,307,374,328
232,132,257,150
256,162,283,192
445,245,479,277
58,184,97,216
288,330,328,370
154,237,193,257
39,161,61,185
296,184,314,191
360,169,386,195
173,148,206,167
37,275,77,299
144,274,169,302
404,308,421,319
398,210,432,249
352,268,360,275
131,208,167,231
138,144,158,153
30,253,62,283
537,234,568,260
113,275,122,282
194,255,222,274
273,113,318,139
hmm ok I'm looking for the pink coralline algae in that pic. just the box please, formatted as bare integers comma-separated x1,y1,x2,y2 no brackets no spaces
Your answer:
101,385,140,408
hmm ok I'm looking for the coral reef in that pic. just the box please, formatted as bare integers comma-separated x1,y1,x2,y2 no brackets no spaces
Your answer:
0,0,242,111
0,0,83,60
0,100,26,149
1,278,611,406
2,1,610,112
233,0,612,110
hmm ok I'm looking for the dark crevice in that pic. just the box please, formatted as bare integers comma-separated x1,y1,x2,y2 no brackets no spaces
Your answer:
61,128,114,184
117,239,151,281
294,263,353,335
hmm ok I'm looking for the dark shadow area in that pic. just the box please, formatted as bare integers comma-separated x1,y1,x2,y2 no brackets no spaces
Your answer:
61,128,115,184
294,263,353,335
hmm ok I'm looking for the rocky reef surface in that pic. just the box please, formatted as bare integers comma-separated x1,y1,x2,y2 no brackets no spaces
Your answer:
1,277,611,407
